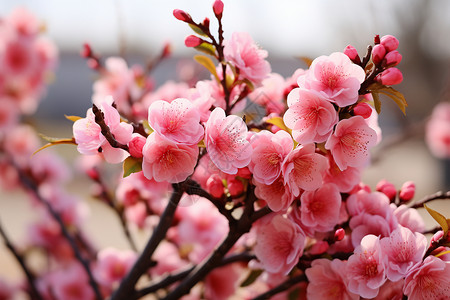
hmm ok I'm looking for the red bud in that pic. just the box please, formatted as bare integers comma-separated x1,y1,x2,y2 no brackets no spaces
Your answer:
372,44,386,65
184,35,203,47
380,35,399,52
353,102,373,119
81,43,92,58
383,50,402,67
334,228,345,241
213,0,224,17
376,68,403,85
344,45,360,64
173,9,191,22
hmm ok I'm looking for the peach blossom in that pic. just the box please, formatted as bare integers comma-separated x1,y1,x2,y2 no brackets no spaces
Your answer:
94,247,137,287
253,175,294,212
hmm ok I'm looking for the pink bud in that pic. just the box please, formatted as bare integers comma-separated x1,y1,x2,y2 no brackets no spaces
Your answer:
184,35,203,47
334,228,345,241
382,50,402,67
399,181,415,202
372,44,386,65
376,179,397,201
86,168,99,181
87,58,99,70
353,102,372,119
228,178,244,197
162,42,172,58
344,45,360,64
350,182,371,194
206,174,224,198
202,17,210,29
81,43,92,58
376,68,403,85
173,9,191,22
128,134,146,158
237,167,252,179
213,0,224,16
380,35,399,52
374,34,381,45
309,241,329,255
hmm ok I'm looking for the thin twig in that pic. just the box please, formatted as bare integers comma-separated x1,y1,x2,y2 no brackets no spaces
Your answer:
92,104,129,151
0,220,43,300
411,190,450,209
111,182,186,300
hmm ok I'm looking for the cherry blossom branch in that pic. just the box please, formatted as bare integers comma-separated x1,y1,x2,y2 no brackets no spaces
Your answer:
251,274,307,300
92,104,129,151
135,252,255,298
110,182,186,300
411,190,450,209
162,186,269,300
0,220,43,300
12,161,103,300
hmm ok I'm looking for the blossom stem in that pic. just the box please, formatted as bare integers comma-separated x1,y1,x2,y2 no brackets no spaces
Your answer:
110,182,186,300
411,190,450,209
0,220,43,300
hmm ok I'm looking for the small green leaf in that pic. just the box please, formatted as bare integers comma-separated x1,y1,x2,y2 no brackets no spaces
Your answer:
123,157,142,178
142,120,154,135
33,137,76,155
265,117,292,135
298,56,313,67
424,204,449,236
188,24,209,37
65,115,82,122
368,83,407,115
194,43,216,57
194,55,219,82
240,269,263,287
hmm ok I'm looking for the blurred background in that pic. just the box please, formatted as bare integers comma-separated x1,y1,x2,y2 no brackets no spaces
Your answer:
1,0,449,289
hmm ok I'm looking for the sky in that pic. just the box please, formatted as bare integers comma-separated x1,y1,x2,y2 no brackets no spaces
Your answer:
0,0,419,58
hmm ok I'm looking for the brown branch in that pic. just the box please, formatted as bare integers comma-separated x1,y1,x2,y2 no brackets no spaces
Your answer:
92,104,129,151
13,163,103,300
411,190,450,209
110,182,186,300
0,220,43,300
251,274,307,300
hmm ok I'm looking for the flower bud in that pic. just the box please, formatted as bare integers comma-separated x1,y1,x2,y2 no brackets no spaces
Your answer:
380,35,399,52
399,181,415,202
334,228,345,241
372,44,386,65
353,102,372,119
206,174,224,198
344,45,360,64
382,50,402,67
173,9,191,22
87,58,99,70
80,43,92,58
376,179,397,201
376,68,403,85
237,167,252,179
228,178,244,197
128,134,146,158
161,42,172,58
213,0,224,17
184,35,203,47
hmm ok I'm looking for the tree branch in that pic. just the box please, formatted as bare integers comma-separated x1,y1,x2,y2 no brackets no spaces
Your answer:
110,182,186,300
411,190,450,209
92,104,129,151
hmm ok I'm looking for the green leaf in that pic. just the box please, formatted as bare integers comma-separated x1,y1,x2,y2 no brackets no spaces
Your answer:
65,115,82,122
194,43,216,57
372,92,382,114
142,120,154,135
368,83,407,115
194,55,219,82
33,136,76,155
424,204,449,236
240,269,263,287
123,156,142,178
188,24,209,37
265,117,292,135
298,56,313,67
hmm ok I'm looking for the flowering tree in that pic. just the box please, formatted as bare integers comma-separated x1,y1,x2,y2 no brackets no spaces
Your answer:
1,2,450,300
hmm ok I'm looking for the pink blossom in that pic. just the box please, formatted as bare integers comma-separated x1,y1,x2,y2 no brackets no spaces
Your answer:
3,124,40,167
186,80,216,122
0,98,19,137
281,143,327,196
284,88,338,144
300,183,341,232
426,101,450,158
253,175,294,212
50,263,95,300
306,259,359,300
204,107,252,174
248,73,286,114
5,7,40,37
299,52,365,107
140,81,190,117
94,247,137,287
249,130,293,185
148,98,204,145
325,116,377,170
403,256,450,299
204,264,241,300
0,277,15,300
380,226,428,282
392,204,425,233
151,241,189,277
350,213,393,248
142,132,198,183
346,235,387,298
346,190,392,218
323,153,361,193
224,32,271,84
73,96,133,163
374,279,404,300
253,214,305,275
